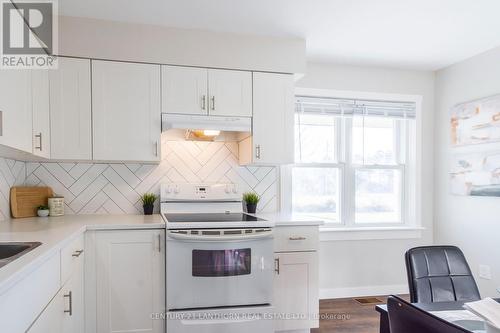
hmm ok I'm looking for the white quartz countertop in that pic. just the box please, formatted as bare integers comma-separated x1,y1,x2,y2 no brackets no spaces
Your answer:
252,212,324,226
0,212,322,293
0,214,164,293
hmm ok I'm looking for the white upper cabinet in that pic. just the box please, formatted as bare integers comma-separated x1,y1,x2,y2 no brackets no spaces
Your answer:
92,60,161,162
0,70,33,153
32,70,51,158
248,72,294,165
162,66,208,115
49,57,92,160
162,66,252,117
207,69,252,117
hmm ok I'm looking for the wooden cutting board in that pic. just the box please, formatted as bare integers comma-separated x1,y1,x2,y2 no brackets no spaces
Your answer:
10,187,54,218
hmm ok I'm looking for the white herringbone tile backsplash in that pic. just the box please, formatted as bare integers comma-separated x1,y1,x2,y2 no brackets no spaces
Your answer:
19,140,278,216
0,158,26,221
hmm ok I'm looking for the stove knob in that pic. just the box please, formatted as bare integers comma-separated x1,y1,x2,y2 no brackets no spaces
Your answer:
166,186,172,194
232,186,238,194
173,186,179,194
225,186,231,194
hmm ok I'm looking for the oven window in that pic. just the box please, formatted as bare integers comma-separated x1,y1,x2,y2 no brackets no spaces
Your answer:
192,248,251,277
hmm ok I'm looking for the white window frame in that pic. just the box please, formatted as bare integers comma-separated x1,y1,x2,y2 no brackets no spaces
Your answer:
280,88,424,240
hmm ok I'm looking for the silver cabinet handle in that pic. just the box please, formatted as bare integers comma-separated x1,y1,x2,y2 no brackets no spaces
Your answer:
64,291,73,316
0,110,3,136
35,132,42,150
201,95,206,110
210,96,215,111
255,145,261,159
274,258,280,275
72,250,84,257
289,236,307,241
154,141,159,157
157,234,161,253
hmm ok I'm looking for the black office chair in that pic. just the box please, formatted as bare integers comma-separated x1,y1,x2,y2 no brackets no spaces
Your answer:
405,246,480,303
387,295,470,333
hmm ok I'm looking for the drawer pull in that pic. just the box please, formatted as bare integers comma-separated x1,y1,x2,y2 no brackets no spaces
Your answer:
72,250,84,257
274,258,280,275
289,236,306,241
64,291,72,316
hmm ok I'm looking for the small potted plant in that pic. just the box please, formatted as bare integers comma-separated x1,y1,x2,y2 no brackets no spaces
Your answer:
141,193,157,215
242,192,260,214
37,205,50,217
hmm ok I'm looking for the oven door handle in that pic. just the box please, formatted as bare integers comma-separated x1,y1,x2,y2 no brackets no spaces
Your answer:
167,231,273,242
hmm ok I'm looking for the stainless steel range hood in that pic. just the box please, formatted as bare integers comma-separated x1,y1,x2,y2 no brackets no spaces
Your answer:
162,114,252,132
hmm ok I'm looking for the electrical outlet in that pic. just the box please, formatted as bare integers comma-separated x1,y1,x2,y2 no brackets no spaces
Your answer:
479,264,492,280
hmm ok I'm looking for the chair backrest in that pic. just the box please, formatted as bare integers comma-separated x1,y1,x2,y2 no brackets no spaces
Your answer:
405,246,480,303
387,295,470,333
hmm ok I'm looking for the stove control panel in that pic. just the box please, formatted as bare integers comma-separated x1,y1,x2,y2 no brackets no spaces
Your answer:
161,183,241,202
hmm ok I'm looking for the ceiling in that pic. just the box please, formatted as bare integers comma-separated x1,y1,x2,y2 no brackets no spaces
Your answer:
59,0,500,71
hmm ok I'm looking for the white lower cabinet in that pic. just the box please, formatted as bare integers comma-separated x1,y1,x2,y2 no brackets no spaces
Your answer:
273,226,319,332
27,287,65,333
62,247,85,333
90,229,165,333
27,236,85,333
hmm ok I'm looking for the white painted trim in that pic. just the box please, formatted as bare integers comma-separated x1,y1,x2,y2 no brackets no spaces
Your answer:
320,284,409,300
319,227,424,241
295,87,423,105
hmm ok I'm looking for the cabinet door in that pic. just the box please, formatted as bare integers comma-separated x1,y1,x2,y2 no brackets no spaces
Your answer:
95,230,165,333
274,252,319,331
0,70,32,152
49,57,92,160
92,61,161,162
251,73,294,164
208,69,252,117
162,65,208,115
32,69,51,158
27,287,65,333
63,250,85,333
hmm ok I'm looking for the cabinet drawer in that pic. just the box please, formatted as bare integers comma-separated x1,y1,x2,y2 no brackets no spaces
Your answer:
61,234,84,284
274,226,318,252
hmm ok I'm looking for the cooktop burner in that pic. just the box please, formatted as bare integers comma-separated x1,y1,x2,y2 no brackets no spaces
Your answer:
163,213,266,223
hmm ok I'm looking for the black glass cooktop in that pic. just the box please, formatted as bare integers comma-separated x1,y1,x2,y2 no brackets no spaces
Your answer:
164,213,266,223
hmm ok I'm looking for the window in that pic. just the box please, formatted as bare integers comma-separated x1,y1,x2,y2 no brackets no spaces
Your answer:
288,94,418,228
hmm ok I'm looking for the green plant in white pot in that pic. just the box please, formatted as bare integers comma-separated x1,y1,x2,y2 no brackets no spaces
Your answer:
242,192,260,214
37,205,50,217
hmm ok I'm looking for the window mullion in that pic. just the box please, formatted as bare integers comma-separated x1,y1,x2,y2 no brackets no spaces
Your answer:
343,117,354,227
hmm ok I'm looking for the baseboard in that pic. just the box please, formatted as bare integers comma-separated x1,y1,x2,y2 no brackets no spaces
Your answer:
320,284,409,299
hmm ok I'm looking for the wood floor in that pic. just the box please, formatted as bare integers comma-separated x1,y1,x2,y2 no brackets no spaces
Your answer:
312,295,410,333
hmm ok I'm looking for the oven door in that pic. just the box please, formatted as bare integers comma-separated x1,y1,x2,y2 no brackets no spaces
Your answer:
167,229,274,310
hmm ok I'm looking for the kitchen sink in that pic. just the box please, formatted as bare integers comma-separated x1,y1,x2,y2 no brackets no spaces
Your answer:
0,242,42,268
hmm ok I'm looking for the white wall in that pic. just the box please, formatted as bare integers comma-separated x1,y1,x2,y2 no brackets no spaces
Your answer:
58,16,306,74
297,62,435,298
434,46,500,297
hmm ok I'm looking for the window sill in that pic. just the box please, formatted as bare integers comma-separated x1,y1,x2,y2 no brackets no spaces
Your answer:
319,226,425,241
